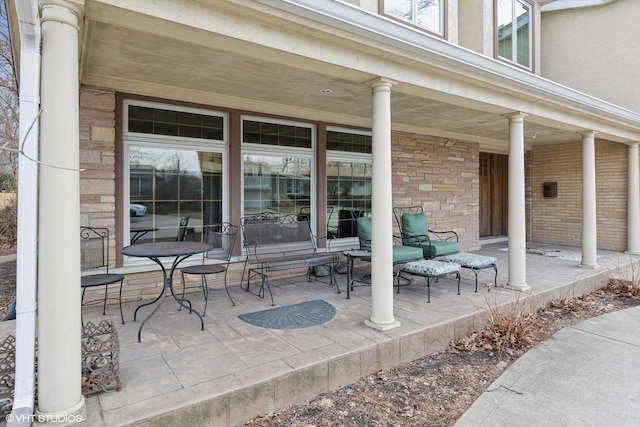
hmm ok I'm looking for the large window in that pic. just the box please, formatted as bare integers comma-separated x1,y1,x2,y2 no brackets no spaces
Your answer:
382,0,445,36
124,101,227,247
496,0,532,69
242,117,314,224
326,128,372,240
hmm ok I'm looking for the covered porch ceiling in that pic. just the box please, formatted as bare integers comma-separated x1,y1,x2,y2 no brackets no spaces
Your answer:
74,0,640,153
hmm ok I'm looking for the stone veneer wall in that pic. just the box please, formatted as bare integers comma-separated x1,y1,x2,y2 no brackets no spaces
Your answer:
391,131,480,252
530,139,628,251
78,92,483,304
79,87,117,230
79,87,125,302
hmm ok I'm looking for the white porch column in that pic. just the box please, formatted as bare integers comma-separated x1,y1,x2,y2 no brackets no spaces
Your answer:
505,113,530,291
365,78,400,331
36,0,85,421
626,142,640,255
580,131,599,269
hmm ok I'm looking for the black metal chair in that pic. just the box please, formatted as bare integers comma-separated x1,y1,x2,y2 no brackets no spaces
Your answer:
80,227,125,326
180,222,238,315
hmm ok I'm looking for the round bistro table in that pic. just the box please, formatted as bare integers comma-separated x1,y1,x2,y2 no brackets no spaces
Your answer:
121,241,212,342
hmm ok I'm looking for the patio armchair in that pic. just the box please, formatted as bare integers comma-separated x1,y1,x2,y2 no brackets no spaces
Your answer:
180,222,238,316
393,206,459,259
355,216,423,266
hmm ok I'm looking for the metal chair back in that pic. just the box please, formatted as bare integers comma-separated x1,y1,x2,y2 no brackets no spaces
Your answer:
177,217,190,241
80,227,113,272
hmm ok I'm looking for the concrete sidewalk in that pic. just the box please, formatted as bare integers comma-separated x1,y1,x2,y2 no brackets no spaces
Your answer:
456,306,640,427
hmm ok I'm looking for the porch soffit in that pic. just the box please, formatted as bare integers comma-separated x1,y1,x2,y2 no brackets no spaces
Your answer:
79,0,640,151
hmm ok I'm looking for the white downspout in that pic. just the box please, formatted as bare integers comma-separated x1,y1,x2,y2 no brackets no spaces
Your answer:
10,0,40,424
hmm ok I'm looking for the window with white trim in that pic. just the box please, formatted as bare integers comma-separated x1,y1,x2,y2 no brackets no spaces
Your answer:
124,101,228,246
326,128,372,240
382,0,445,36
496,0,533,69
241,116,314,226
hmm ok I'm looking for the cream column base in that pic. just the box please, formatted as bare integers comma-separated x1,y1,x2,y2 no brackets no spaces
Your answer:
624,251,640,256
503,283,531,292
579,262,599,270
34,397,85,426
365,318,401,331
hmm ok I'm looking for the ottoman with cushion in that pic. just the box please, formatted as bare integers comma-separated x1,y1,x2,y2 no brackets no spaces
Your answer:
442,253,498,292
399,260,461,303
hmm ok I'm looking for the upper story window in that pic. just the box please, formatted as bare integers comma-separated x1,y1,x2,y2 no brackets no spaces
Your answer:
496,0,533,69
382,0,445,36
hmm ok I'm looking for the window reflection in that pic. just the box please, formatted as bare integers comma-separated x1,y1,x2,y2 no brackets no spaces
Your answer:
129,147,223,243
326,161,372,238
497,0,531,69
384,0,444,35
243,154,311,218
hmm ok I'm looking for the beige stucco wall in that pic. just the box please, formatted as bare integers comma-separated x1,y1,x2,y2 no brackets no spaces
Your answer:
541,0,640,112
530,140,629,251
458,0,494,56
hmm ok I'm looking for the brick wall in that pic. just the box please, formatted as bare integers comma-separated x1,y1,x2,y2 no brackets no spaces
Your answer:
391,131,479,252
530,140,628,251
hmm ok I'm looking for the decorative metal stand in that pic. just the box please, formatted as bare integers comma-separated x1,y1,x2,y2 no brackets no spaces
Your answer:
0,335,16,415
81,320,122,397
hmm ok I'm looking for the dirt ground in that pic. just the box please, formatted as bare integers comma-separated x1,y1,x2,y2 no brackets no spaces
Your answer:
247,284,640,427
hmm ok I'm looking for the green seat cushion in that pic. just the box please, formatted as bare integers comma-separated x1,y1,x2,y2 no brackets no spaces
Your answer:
356,217,372,251
392,245,424,264
401,213,459,257
357,217,423,263
427,241,460,258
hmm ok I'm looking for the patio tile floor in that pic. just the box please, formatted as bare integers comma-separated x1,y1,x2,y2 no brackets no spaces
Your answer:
1,242,634,426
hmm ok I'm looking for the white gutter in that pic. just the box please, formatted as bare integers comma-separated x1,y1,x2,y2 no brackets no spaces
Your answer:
541,0,617,12
10,0,40,425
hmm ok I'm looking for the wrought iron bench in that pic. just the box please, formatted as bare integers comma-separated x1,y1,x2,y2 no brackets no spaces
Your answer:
241,213,340,305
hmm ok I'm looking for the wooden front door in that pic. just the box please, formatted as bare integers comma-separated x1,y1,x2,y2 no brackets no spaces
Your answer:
479,153,508,237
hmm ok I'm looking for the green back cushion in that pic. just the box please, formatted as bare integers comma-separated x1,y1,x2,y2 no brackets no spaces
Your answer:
356,217,372,250
401,213,428,238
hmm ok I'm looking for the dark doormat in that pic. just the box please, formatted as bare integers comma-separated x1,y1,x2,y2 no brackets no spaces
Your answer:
239,299,336,329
